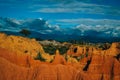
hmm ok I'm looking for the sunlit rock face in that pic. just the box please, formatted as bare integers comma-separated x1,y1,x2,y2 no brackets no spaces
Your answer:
67,42,120,57
67,45,95,57
103,42,120,56
0,33,44,57
52,50,67,65
0,48,79,80
76,55,120,80
65,42,120,80
0,33,53,62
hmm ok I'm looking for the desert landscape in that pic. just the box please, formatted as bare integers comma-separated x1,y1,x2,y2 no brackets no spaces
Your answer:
0,33,120,80
0,0,120,80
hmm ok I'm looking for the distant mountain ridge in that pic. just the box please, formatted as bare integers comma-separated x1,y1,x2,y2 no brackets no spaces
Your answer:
0,17,120,43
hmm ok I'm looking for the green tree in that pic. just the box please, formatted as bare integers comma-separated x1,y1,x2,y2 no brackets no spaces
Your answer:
20,29,31,36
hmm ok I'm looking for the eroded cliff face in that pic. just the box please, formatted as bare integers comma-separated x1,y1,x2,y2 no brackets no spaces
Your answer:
75,55,120,80
52,50,67,65
103,42,120,56
67,45,95,56
0,48,78,80
0,33,45,57
65,42,120,80
0,33,53,62
67,42,120,56
0,33,120,80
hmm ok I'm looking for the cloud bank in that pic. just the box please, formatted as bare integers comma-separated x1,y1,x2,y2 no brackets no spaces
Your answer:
0,17,120,38
33,1,120,16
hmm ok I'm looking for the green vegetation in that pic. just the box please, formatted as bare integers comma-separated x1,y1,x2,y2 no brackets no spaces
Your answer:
85,52,88,57
43,45,69,55
98,43,111,50
34,52,46,62
19,29,31,36
59,46,69,54
43,45,56,55
69,40,89,45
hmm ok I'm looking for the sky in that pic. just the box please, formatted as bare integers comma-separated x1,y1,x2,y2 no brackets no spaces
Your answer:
0,0,120,39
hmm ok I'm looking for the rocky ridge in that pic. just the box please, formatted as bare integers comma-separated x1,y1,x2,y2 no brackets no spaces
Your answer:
0,33,120,80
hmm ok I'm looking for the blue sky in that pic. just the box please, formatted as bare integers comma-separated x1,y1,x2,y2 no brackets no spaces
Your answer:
0,0,120,38
0,0,120,19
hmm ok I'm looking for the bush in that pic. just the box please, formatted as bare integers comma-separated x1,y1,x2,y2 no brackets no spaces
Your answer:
34,52,46,62
43,45,69,55
86,52,88,57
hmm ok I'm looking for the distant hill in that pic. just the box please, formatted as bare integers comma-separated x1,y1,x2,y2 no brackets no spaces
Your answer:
0,17,120,43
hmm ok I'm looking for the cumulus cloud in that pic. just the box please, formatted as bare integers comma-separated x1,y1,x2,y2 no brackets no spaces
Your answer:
71,19,120,37
0,17,120,38
0,17,62,34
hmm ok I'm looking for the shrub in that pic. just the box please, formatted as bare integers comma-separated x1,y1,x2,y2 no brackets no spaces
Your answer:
86,52,88,57
34,52,46,62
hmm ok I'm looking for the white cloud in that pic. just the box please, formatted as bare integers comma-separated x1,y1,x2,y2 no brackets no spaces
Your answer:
0,17,62,33
35,8,74,13
73,23,120,37
0,0,119,16
47,18,120,37
55,18,120,26
33,1,120,15
45,30,53,33
112,32,118,37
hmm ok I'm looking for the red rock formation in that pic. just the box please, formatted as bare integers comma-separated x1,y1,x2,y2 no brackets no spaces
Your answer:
104,42,120,56
52,50,67,65
0,57,78,80
0,33,45,57
67,42,120,57
75,55,120,80
0,47,79,80
0,48,40,67
0,33,53,62
0,33,120,80
67,45,95,57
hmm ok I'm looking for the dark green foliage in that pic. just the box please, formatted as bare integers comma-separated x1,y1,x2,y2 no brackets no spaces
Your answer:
98,43,111,50
69,39,89,45
43,45,69,55
34,52,46,62
19,29,31,36
43,45,56,55
59,46,69,54
85,52,88,57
